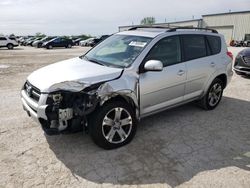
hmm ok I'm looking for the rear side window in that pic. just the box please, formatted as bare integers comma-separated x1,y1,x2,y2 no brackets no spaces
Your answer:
206,35,221,55
182,35,206,61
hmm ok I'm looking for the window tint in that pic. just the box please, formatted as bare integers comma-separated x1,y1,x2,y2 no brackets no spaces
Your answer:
207,35,221,55
145,36,181,67
182,35,206,61
0,37,7,40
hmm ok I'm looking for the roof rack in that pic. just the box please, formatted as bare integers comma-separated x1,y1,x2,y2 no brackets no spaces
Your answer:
127,26,218,34
167,27,218,33
128,26,171,30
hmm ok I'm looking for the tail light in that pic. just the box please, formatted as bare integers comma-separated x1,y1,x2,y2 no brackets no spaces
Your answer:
227,51,233,60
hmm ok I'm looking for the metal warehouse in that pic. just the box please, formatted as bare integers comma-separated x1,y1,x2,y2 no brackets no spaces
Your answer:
119,10,250,44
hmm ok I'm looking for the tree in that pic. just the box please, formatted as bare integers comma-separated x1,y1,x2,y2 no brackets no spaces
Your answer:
140,17,156,25
35,32,46,37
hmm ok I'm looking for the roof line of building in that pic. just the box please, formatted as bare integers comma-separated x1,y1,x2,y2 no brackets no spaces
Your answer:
202,10,250,17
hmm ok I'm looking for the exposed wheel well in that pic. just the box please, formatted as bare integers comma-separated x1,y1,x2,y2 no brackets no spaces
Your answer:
102,95,136,113
215,74,227,89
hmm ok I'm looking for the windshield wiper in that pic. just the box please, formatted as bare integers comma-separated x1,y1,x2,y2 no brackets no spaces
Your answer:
83,56,105,66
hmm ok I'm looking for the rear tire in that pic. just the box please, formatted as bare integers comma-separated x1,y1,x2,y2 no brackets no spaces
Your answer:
67,44,72,48
89,101,137,149
198,78,224,110
7,43,14,50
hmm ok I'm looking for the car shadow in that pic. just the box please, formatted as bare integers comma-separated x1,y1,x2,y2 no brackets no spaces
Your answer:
45,96,250,187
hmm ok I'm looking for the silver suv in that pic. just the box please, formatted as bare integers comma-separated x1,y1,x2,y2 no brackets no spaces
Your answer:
21,27,233,149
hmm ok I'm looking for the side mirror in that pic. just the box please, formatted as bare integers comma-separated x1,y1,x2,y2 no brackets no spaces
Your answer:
144,60,163,72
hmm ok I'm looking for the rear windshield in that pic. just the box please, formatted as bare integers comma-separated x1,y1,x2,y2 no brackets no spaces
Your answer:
206,35,221,55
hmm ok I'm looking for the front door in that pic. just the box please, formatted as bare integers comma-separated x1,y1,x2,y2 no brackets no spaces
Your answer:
139,36,186,116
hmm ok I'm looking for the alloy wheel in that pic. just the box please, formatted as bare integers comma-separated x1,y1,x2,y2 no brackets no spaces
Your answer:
208,83,222,106
102,107,133,144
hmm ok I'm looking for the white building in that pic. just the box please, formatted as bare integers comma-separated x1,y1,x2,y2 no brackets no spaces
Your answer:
202,11,250,43
118,11,250,44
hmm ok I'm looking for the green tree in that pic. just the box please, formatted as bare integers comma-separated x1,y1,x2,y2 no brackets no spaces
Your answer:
35,32,46,37
140,17,156,25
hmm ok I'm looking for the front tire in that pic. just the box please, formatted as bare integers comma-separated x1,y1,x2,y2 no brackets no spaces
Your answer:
90,101,137,149
198,78,224,110
7,43,14,49
47,45,53,49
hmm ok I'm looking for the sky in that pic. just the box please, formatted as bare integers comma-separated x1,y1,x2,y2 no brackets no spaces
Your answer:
0,0,250,36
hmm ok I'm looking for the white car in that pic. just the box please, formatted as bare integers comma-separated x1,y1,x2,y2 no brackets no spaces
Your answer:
80,38,94,46
0,36,18,49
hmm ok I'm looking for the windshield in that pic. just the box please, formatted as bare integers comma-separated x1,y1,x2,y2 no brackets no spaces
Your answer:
83,35,152,68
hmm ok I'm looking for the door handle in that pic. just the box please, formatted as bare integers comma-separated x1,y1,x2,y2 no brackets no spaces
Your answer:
210,62,216,67
177,70,185,76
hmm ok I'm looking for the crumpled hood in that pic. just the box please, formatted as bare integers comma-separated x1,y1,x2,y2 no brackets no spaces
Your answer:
27,57,122,93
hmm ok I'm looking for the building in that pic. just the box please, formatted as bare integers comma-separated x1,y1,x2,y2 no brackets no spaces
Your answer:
118,10,250,44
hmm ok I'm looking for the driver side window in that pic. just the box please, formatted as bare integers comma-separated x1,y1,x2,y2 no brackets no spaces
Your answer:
145,36,181,67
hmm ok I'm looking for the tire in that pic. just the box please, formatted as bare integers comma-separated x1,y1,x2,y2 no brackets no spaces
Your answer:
47,45,53,49
89,101,137,149
37,43,42,48
198,78,224,110
7,43,14,50
67,44,72,48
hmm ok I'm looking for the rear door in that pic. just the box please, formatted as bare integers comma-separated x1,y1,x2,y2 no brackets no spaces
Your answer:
182,34,218,100
139,36,187,116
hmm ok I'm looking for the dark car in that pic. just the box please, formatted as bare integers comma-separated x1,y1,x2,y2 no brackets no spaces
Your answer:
87,35,110,47
243,34,250,47
42,37,74,49
234,48,250,76
33,37,55,48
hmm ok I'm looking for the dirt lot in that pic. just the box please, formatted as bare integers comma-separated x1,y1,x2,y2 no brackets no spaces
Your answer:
0,46,250,188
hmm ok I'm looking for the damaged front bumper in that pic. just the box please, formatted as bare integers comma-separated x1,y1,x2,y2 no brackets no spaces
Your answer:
21,82,99,134
21,89,48,124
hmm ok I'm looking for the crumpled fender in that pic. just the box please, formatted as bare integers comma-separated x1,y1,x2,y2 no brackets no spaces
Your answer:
96,72,140,119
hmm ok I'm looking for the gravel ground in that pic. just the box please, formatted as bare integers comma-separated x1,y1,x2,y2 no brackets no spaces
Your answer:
0,46,250,188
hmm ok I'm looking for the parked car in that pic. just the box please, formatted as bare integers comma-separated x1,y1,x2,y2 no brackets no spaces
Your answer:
73,38,83,46
87,35,110,47
42,37,74,49
80,38,94,46
19,36,31,46
29,37,43,46
243,34,250,47
32,37,55,48
234,48,250,76
23,37,37,46
21,27,233,149
0,36,19,49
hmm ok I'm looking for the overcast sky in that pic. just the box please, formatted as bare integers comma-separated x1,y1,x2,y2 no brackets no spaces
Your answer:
0,0,250,36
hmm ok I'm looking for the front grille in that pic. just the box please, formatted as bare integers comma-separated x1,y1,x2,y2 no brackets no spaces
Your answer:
24,82,41,102
243,56,250,64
